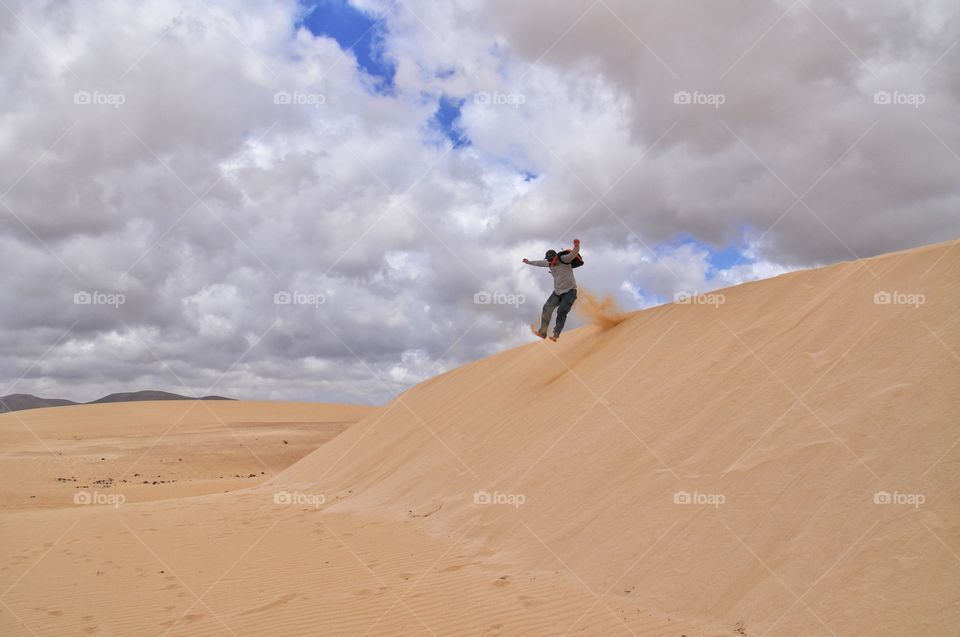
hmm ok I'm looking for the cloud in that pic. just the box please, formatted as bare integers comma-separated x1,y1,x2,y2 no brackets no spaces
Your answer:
1,0,957,403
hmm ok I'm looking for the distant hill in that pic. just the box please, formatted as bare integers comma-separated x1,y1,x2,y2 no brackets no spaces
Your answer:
87,391,233,404
0,391,233,414
0,394,78,413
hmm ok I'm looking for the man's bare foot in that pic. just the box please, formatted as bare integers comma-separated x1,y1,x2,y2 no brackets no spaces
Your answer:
530,325,547,339
549,334,559,342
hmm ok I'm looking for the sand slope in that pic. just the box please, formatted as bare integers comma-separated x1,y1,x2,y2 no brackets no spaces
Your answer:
1,240,957,636
275,240,960,635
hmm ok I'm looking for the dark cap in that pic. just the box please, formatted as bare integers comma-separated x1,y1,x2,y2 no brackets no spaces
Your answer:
545,249,558,260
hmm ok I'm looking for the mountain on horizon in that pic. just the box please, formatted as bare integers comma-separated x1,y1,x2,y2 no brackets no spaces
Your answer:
86,390,233,404
0,391,233,414
0,394,78,413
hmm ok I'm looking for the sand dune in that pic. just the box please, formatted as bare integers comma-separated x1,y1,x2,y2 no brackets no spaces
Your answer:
1,240,957,635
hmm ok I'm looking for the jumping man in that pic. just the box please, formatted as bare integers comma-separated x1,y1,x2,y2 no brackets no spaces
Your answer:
522,238,581,342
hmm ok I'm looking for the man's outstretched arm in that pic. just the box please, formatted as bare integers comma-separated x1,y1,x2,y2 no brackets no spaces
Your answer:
559,238,581,263
523,258,549,267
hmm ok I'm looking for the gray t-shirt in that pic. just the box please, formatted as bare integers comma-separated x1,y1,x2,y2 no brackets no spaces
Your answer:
528,245,579,294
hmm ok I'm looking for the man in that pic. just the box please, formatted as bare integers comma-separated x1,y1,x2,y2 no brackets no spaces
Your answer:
522,238,580,342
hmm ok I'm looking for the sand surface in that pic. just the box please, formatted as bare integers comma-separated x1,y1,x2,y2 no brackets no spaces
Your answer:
0,400,373,510
1,240,958,635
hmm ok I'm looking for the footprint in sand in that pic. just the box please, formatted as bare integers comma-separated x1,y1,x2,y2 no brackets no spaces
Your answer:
237,593,299,616
517,594,540,608
438,563,465,573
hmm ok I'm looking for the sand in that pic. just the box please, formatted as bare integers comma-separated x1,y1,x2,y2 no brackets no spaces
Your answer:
574,289,629,330
0,400,373,510
1,239,958,635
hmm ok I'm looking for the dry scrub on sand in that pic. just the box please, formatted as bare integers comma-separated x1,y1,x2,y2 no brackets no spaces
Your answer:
575,288,630,330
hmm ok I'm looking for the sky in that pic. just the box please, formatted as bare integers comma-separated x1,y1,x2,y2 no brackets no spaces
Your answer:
1,0,958,404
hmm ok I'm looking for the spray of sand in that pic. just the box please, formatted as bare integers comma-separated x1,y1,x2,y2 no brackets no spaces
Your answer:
575,289,630,330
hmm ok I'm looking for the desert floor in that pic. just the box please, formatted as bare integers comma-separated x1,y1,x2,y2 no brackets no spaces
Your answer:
0,401,373,511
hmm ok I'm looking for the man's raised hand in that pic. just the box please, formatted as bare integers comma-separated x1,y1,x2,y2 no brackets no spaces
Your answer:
522,258,530,264
573,238,580,247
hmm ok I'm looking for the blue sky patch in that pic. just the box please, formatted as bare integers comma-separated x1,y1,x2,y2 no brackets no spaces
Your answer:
431,95,469,148
664,234,754,272
299,0,395,93
708,243,751,271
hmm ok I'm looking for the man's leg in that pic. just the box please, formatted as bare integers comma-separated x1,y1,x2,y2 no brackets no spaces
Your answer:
553,289,578,336
538,292,561,337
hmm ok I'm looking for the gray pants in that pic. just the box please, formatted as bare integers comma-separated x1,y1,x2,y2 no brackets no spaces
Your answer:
539,289,577,336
